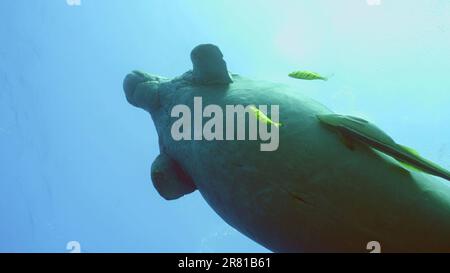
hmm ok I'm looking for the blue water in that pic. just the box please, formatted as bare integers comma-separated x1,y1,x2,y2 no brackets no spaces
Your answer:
0,0,449,252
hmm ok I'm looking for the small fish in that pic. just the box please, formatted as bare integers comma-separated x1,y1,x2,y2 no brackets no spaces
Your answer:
317,114,450,181
249,106,282,127
289,70,328,81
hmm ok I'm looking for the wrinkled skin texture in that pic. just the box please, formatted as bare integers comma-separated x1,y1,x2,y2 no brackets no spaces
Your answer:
123,45,450,252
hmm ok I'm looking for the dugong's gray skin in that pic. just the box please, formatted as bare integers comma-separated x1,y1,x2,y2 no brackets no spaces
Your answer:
123,44,450,252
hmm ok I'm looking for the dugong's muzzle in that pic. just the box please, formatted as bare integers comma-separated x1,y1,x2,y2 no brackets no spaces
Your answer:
123,70,163,113
123,44,233,114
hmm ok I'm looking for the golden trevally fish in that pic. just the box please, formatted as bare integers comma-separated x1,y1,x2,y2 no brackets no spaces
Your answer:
249,105,282,128
289,70,329,81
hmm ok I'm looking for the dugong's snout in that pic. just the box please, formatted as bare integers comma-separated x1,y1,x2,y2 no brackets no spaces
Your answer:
123,70,162,112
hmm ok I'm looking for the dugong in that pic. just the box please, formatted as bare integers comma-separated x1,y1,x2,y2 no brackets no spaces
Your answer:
123,44,450,252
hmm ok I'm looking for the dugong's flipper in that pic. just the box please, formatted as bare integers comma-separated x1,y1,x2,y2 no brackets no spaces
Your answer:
317,114,450,181
151,154,197,200
191,44,233,85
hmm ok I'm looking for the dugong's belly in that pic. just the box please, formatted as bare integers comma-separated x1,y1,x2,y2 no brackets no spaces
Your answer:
162,79,450,252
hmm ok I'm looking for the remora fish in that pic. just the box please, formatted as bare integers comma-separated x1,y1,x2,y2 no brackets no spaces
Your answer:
317,114,450,181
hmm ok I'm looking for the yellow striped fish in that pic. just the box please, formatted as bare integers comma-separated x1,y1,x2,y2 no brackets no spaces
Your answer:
288,70,328,81
249,106,282,128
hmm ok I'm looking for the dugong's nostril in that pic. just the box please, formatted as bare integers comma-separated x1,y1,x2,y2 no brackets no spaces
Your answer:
123,71,161,112
123,72,145,99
